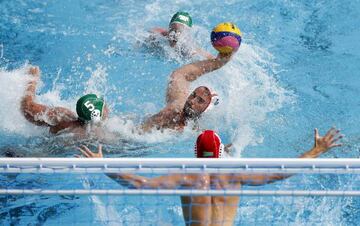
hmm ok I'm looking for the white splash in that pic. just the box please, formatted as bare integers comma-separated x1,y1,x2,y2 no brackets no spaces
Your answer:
81,177,121,226
85,63,108,95
104,115,195,144
195,43,293,156
0,66,46,136
0,65,75,137
111,0,293,156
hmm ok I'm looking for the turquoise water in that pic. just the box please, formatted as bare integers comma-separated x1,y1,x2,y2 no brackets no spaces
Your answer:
0,0,359,225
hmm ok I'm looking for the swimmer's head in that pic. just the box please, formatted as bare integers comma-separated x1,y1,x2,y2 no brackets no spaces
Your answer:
195,130,224,158
168,29,182,47
76,94,106,124
168,12,192,46
183,86,219,120
169,12,193,29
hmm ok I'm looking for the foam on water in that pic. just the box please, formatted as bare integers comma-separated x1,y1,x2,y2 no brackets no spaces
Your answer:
194,44,292,156
0,66,46,136
0,4,292,157
0,64,83,137
0,0,358,224
108,1,293,155
98,42,290,152
0,64,190,150
82,177,121,226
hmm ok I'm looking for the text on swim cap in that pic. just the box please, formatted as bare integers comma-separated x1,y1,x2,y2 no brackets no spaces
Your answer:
178,15,189,22
84,101,95,111
84,101,101,120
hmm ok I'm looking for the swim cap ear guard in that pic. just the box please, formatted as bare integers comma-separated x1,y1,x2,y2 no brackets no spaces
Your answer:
76,94,105,124
90,109,102,123
204,92,220,113
169,11,193,28
194,130,224,158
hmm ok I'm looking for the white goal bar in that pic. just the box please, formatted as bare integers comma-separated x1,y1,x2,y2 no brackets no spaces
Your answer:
1,158,360,197
1,189,360,196
1,158,360,174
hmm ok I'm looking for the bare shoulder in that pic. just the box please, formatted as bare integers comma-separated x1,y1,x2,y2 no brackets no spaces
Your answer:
53,106,77,117
150,27,168,36
166,78,189,105
141,104,179,131
46,107,78,124
48,108,79,134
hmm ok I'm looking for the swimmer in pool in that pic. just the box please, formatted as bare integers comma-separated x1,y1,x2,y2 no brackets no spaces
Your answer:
21,66,110,138
147,11,215,59
78,127,343,226
21,40,235,134
140,51,232,132
22,49,232,135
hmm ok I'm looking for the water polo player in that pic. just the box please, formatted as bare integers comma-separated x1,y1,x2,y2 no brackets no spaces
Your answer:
21,66,109,136
20,23,241,135
78,128,343,226
140,22,242,132
147,11,214,59
20,50,229,136
141,56,230,131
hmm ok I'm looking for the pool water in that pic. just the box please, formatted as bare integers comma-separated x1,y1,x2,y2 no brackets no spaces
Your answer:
0,0,359,225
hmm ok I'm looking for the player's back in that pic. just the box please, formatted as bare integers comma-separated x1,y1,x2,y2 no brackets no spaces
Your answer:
210,174,241,225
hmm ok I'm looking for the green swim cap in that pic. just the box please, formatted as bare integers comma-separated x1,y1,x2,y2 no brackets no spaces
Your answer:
169,12,192,27
76,94,105,123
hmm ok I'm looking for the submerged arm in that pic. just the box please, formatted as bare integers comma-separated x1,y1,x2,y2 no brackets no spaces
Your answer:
237,128,343,186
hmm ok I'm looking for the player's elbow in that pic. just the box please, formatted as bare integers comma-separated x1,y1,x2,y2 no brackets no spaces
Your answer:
169,70,184,82
20,96,42,122
21,97,34,116
170,68,193,84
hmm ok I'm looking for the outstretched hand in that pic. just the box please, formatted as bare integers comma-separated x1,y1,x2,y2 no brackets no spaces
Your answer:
76,145,103,158
28,66,40,80
216,52,233,63
313,127,343,152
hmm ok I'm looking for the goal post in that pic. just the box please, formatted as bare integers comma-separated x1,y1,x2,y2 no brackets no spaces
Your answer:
0,158,359,225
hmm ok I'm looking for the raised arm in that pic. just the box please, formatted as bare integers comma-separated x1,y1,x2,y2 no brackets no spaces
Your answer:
166,53,232,104
77,145,200,189
107,173,193,189
237,128,343,186
21,66,77,128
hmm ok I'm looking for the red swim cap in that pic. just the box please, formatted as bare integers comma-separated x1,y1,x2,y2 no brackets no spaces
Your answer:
195,130,224,158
